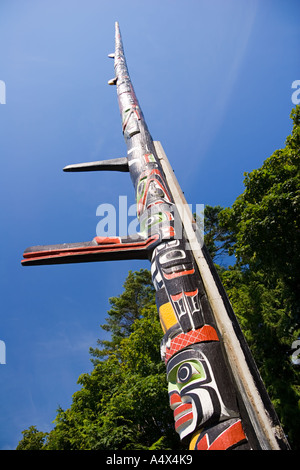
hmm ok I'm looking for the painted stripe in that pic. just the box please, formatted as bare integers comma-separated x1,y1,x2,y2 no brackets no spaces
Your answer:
189,430,202,450
163,268,195,280
169,392,181,408
127,147,138,154
174,403,193,419
197,420,246,450
128,158,140,166
175,412,193,431
164,325,219,363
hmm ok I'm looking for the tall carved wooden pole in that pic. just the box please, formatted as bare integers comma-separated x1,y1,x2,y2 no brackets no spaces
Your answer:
22,23,290,450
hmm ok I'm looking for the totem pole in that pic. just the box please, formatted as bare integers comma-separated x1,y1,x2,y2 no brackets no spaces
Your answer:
22,23,290,450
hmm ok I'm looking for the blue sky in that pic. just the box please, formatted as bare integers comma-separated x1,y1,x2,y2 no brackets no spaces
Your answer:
0,0,299,450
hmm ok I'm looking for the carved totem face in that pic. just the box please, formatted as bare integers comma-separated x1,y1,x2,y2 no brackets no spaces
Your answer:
166,347,236,440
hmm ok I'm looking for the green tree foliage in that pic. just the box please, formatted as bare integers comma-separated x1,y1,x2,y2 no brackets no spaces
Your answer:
220,106,300,292
218,105,300,448
16,426,48,450
203,205,232,263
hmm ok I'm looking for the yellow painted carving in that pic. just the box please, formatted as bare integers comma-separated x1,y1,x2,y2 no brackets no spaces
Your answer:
159,302,177,333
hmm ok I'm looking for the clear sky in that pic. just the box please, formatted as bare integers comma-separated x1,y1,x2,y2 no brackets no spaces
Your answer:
0,0,299,450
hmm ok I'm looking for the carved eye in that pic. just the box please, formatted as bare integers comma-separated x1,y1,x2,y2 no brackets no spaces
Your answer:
159,249,185,265
145,213,164,228
137,179,146,197
177,363,199,384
